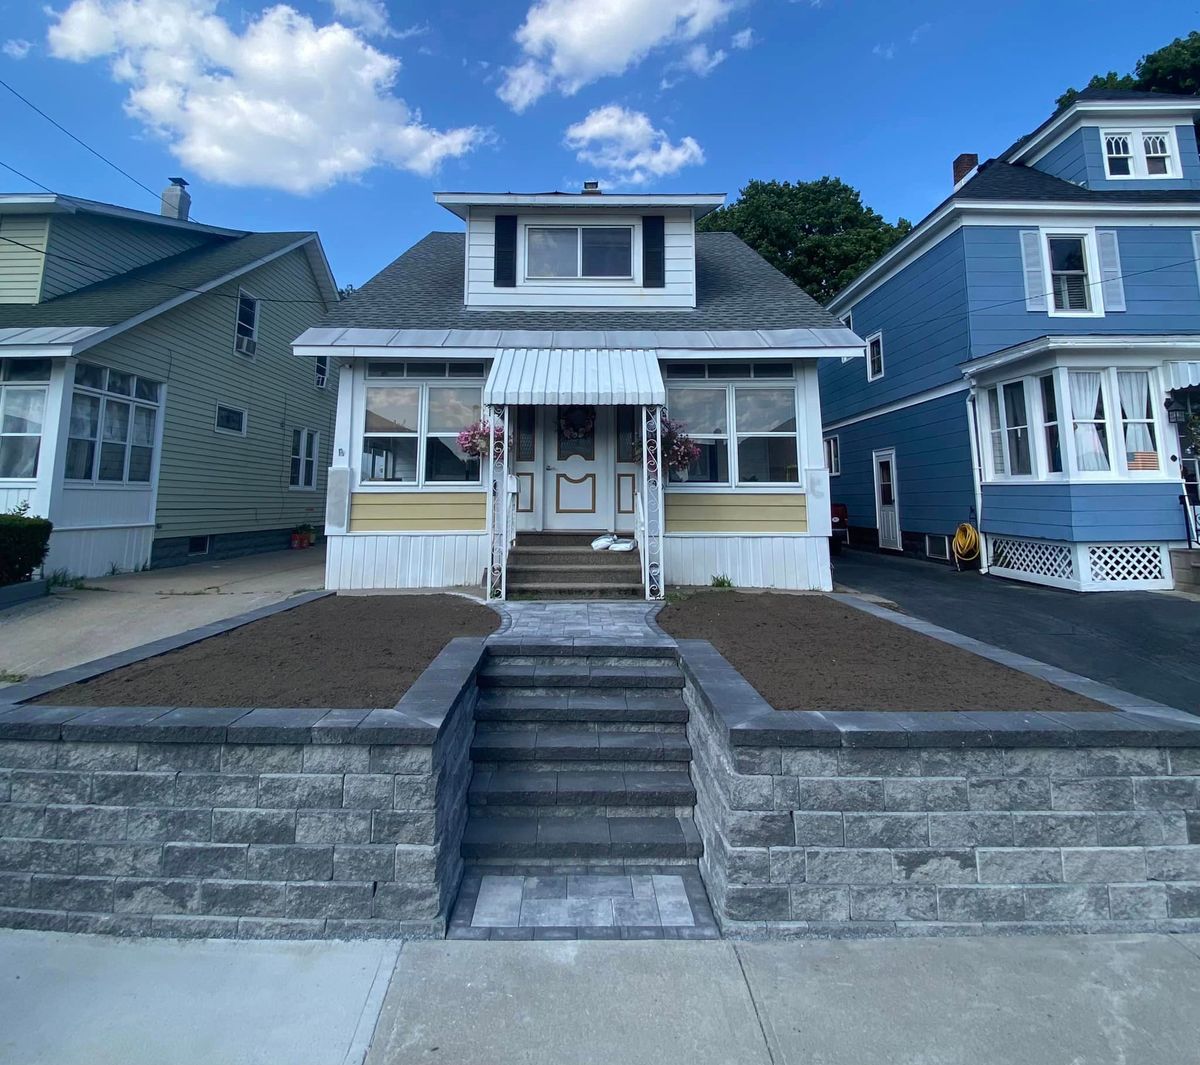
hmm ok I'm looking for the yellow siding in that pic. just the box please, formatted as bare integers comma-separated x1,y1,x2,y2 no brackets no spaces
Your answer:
349,492,487,532
665,493,807,533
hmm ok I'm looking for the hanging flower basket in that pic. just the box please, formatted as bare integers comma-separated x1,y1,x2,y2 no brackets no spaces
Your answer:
634,414,701,473
558,405,596,440
457,419,506,458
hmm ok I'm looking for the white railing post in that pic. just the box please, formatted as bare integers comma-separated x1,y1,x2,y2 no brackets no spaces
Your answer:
641,404,665,600
486,404,509,600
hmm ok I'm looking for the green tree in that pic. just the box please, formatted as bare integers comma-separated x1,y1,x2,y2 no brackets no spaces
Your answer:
1057,31,1200,111
698,178,912,305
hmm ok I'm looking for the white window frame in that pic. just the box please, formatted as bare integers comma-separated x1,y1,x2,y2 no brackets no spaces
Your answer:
665,376,804,490
357,366,486,490
0,358,50,482
64,363,162,486
925,533,950,560
824,435,841,476
1100,126,1181,180
290,428,319,490
315,355,329,389
214,403,248,437
1041,229,1104,318
234,288,260,357
865,332,884,381
521,222,638,283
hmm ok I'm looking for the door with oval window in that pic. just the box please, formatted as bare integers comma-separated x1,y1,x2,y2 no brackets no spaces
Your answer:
543,405,613,531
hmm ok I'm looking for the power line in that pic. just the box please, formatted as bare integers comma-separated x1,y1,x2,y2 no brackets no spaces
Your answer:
0,75,167,210
0,158,56,195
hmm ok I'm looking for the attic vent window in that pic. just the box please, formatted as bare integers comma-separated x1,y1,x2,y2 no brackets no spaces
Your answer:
526,226,632,280
1101,127,1177,179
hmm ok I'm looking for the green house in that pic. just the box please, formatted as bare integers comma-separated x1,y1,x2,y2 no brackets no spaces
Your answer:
0,182,338,576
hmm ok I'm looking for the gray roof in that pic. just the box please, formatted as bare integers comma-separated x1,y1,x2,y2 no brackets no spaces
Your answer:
318,230,843,332
958,160,1200,204
0,231,316,330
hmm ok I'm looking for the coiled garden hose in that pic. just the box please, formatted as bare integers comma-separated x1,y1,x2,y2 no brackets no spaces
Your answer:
952,522,980,567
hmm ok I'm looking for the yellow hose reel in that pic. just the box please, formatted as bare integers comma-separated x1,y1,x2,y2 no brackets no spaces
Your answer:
952,523,980,566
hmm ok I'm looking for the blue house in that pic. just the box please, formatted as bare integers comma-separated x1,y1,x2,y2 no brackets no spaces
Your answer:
823,89,1200,592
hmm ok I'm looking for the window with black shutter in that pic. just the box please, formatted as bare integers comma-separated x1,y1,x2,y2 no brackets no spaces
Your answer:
642,215,665,288
493,215,517,287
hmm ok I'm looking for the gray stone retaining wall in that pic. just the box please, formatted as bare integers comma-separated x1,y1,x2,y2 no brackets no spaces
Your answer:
0,637,484,939
678,640,1200,938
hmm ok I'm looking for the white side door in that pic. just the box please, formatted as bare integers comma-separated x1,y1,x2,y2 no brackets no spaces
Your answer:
873,448,901,551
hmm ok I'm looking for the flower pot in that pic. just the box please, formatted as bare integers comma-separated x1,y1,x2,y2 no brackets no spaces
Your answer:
290,533,303,549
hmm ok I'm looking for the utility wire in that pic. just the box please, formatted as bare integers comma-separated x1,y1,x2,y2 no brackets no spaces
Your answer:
0,75,168,211
0,159,56,195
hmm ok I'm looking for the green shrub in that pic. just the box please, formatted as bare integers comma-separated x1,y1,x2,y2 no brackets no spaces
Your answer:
710,574,734,588
0,512,53,586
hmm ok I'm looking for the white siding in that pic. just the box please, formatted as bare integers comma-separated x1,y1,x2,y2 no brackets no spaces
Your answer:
0,216,48,304
465,208,696,308
325,532,488,590
43,526,155,577
664,535,832,590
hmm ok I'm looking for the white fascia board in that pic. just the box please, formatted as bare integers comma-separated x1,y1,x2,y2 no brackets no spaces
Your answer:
961,334,1200,377
434,191,726,220
0,345,77,358
291,345,861,361
299,235,339,307
1008,101,1200,165
822,379,970,432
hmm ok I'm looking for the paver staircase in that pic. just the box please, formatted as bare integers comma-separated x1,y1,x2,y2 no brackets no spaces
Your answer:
462,642,702,866
505,532,643,599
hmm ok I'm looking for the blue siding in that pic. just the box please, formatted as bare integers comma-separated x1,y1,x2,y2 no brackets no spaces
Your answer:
1036,129,1090,185
982,482,1188,541
964,224,1200,357
827,391,976,536
819,231,969,424
1069,124,1200,191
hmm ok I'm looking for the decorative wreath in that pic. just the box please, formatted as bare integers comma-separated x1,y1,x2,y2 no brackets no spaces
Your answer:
558,405,596,440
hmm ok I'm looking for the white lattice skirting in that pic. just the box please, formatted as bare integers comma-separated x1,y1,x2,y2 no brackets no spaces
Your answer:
987,536,1175,592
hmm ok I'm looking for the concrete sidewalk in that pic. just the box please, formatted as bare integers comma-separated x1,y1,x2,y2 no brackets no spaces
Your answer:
0,548,325,684
4,928,1197,1065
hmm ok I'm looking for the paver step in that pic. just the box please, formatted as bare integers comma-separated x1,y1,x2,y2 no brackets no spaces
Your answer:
476,690,688,724
461,815,703,861
487,642,675,659
508,547,642,567
506,583,645,599
471,725,692,763
478,663,684,690
508,564,643,581
514,532,612,548
469,770,695,808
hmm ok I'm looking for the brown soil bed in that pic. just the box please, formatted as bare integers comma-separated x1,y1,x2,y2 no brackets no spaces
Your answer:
35,594,499,709
657,592,1110,712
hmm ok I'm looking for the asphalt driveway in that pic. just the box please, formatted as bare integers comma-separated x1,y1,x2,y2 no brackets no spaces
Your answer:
832,549,1200,715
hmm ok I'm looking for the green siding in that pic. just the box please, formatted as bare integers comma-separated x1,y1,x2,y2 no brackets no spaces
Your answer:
41,214,214,300
0,215,49,304
78,244,336,539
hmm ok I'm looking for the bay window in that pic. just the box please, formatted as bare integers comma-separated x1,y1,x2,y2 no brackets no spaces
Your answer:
65,362,160,485
360,366,483,485
1068,371,1110,471
1116,371,1158,470
1039,375,1063,473
0,358,50,479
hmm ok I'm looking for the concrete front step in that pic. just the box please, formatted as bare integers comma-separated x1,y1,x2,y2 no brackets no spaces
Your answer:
508,565,643,583
471,726,692,763
487,642,675,659
478,663,684,690
514,532,613,548
470,769,695,808
462,815,703,861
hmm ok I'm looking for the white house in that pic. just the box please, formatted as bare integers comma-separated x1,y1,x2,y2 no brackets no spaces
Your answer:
294,187,862,598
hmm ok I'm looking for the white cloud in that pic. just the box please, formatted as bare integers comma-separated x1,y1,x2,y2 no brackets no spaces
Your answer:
660,41,726,88
564,104,703,185
872,42,895,60
3,38,33,59
328,0,427,40
909,21,931,44
731,28,754,49
46,0,483,195
499,0,739,112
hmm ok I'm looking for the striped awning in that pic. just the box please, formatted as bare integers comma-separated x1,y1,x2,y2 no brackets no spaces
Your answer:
483,348,666,406
1166,361,1200,390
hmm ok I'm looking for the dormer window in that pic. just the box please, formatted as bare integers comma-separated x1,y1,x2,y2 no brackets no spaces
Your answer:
526,226,633,280
1101,127,1178,178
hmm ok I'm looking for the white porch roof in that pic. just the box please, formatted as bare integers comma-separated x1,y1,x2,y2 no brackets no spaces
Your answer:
1166,361,1200,390
483,348,666,406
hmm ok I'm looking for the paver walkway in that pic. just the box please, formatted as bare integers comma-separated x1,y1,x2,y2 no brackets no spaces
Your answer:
491,601,667,642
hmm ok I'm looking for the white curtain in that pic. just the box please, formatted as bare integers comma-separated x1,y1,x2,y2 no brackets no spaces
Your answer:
1117,371,1156,454
1069,371,1108,471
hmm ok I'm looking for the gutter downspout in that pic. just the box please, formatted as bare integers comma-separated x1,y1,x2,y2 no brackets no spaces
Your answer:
965,385,989,574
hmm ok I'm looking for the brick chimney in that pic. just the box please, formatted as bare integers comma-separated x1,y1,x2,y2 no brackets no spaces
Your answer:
161,177,191,221
952,153,978,186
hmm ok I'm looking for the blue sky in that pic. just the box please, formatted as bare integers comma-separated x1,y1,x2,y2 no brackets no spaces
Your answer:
0,0,1194,289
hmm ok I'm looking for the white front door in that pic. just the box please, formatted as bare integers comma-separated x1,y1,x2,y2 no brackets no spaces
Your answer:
873,448,901,551
543,405,613,531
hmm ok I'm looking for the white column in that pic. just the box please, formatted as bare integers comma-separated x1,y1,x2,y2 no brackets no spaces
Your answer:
34,356,74,521
641,404,664,599
486,404,509,600
324,360,355,535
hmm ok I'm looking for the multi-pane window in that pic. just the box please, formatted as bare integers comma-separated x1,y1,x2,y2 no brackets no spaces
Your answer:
1040,374,1063,473
986,388,1006,476
360,366,484,485
1068,370,1110,472
235,291,259,356
1047,235,1091,312
290,429,319,489
214,404,247,435
315,356,328,389
526,226,633,279
824,435,841,476
1102,127,1177,178
666,387,729,483
866,334,884,380
65,363,160,484
0,358,50,479
1117,370,1159,470
1001,381,1033,476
